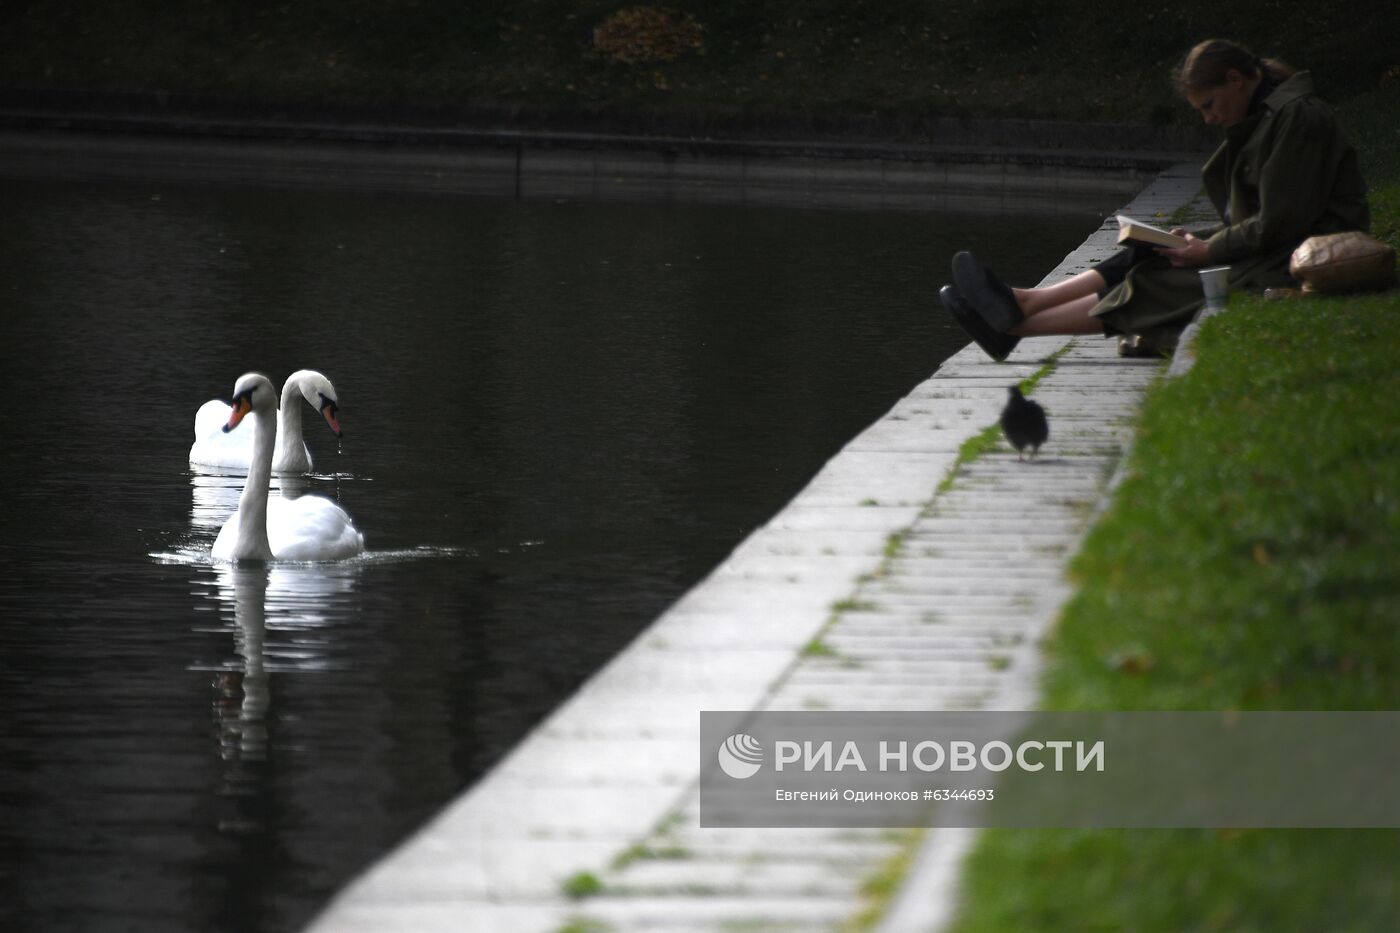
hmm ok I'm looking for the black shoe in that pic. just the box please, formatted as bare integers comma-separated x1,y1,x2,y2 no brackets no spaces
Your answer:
940,285,1019,362
952,251,1022,333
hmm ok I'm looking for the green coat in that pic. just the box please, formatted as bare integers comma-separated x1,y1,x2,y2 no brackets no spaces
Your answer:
1093,72,1370,343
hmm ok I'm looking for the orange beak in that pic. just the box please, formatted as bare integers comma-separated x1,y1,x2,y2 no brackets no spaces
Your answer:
223,395,253,433
322,403,343,437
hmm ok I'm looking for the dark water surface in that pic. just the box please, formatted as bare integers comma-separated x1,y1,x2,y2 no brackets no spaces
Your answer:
0,171,1096,932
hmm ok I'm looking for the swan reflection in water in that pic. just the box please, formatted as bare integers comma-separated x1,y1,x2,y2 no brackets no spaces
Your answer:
194,560,360,832
180,460,453,833
190,470,245,535
190,468,327,535
212,565,271,770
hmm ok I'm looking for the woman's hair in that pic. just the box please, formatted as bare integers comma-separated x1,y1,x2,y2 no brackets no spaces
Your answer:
1174,39,1295,93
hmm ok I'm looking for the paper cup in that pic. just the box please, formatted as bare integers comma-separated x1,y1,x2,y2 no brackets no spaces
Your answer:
1199,266,1231,310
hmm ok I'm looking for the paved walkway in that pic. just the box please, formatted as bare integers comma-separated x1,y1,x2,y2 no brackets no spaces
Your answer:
306,163,1208,933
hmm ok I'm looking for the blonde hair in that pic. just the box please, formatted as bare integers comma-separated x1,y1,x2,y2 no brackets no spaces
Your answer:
1174,39,1295,94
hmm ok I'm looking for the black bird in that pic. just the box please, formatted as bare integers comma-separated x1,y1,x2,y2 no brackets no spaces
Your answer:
1000,385,1048,461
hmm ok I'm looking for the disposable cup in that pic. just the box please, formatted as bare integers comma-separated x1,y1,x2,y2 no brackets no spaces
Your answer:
1199,266,1231,310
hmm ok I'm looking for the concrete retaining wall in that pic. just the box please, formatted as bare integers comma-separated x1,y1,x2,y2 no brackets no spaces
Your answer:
305,162,1209,932
0,105,1192,212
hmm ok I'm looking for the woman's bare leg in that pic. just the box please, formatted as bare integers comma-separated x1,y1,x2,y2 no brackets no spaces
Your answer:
1010,294,1103,336
1014,269,1107,316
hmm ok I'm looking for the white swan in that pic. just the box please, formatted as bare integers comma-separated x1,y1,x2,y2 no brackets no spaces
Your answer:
191,369,342,473
212,373,365,562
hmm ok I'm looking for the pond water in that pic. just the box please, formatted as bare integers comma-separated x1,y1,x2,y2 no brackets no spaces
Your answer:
0,168,1097,932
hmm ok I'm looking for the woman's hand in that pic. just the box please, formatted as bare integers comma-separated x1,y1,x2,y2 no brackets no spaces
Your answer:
1156,232,1212,268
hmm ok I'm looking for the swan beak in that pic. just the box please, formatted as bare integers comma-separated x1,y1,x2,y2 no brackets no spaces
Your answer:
321,403,343,438
223,395,253,433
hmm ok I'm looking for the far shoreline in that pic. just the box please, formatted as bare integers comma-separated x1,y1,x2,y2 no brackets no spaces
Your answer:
0,84,1214,164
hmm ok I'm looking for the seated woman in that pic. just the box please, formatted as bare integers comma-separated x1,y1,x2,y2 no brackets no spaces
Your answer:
941,38,1371,361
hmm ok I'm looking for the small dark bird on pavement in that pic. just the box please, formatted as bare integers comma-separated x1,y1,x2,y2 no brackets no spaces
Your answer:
1000,385,1048,461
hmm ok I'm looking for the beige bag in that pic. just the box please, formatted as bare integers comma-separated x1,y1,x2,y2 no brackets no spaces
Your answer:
1289,231,1397,293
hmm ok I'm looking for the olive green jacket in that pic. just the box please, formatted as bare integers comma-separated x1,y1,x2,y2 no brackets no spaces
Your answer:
1202,71,1370,264
1094,71,1369,340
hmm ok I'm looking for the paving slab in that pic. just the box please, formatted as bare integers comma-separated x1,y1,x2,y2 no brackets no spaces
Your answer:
306,163,1209,933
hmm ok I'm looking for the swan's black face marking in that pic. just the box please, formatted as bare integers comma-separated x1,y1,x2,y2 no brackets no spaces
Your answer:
223,389,256,434
318,393,343,437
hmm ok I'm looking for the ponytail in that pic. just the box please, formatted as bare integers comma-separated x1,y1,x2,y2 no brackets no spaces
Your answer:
1258,56,1296,85
1174,39,1295,94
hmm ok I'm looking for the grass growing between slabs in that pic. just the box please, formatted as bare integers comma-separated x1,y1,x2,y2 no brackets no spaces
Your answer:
946,292,1400,930
936,346,1067,493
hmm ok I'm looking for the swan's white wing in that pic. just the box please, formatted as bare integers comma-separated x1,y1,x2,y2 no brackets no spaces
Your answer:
190,399,315,473
211,510,241,561
190,399,254,469
268,494,364,561
194,399,231,439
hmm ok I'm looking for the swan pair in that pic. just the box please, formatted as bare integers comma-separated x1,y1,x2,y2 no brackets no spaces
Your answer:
191,369,341,473
206,372,364,562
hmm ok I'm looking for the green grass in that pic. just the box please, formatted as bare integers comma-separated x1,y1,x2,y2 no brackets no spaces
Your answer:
844,830,925,932
556,919,614,933
562,870,605,899
947,265,1400,930
883,531,907,561
1045,294,1400,712
1340,84,1400,256
1339,86,1400,191
936,349,1067,492
952,828,1400,932
935,423,1003,493
942,85,1400,931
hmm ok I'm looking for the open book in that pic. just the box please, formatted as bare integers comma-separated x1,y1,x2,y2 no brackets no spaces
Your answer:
1116,214,1188,249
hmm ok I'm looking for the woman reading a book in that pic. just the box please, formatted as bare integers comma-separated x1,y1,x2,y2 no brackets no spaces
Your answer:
941,38,1370,360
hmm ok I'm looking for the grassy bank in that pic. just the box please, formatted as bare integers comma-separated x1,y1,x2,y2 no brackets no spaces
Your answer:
948,295,1400,933
6,1,1398,134
944,89,1400,932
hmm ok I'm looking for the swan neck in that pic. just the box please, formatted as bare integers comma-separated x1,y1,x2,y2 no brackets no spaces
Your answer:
234,409,276,559
277,379,304,444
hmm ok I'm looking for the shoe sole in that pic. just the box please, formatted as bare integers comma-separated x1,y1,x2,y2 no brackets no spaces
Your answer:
940,285,1018,362
951,251,1022,334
